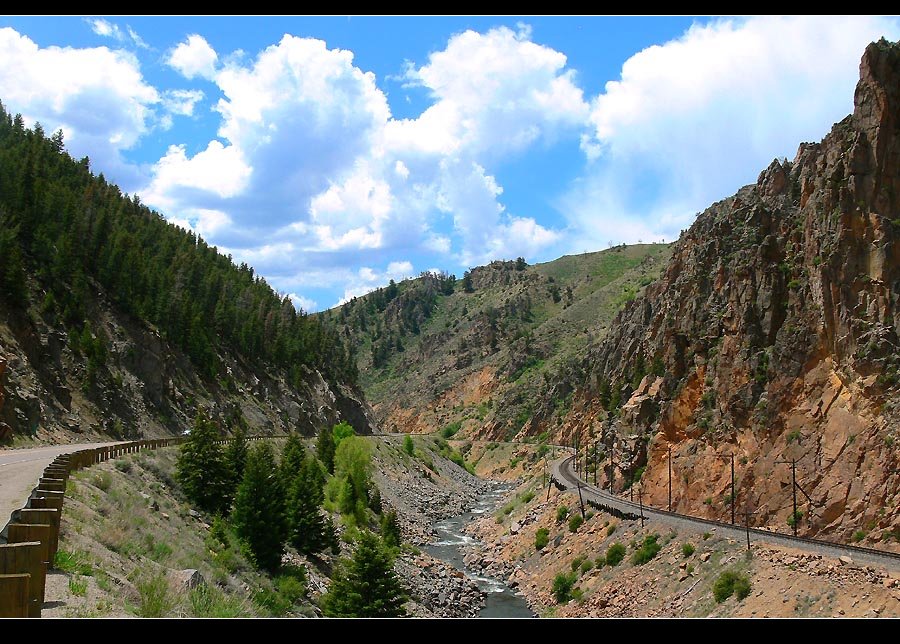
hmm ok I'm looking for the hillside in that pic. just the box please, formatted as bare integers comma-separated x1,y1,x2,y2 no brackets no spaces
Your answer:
321,244,671,438
548,39,900,545
0,104,374,443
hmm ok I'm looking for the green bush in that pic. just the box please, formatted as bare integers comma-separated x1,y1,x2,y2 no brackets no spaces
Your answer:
579,559,593,575
440,422,462,439
556,505,570,522
852,530,867,543
535,528,550,551
114,459,132,473
189,585,248,617
403,434,415,456
630,534,661,565
134,572,176,617
713,569,752,603
702,532,711,540
92,471,112,492
54,550,94,576
68,575,87,597
568,514,583,533
552,572,577,603
606,523,616,536
520,491,535,504
681,542,695,558
605,543,626,567
254,568,307,616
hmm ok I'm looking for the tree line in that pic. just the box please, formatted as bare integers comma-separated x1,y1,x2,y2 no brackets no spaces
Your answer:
0,101,356,388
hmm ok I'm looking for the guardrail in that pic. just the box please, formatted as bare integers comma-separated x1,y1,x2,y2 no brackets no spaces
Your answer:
0,437,185,617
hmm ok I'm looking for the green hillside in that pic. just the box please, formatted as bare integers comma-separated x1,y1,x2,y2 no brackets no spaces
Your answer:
321,244,672,438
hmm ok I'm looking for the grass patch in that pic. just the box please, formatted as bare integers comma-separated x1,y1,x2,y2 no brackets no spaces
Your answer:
68,575,88,597
92,471,112,491
133,572,176,617
189,585,248,618
520,491,535,504
253,566,307,617
54,550,94,576
713,569,752,603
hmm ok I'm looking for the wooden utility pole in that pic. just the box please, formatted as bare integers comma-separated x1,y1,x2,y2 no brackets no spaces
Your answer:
638,487,645,529
577,481,586,520
715,453,736,524
668,447,672,512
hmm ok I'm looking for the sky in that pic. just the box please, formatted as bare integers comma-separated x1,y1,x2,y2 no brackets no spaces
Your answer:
1,16,898,312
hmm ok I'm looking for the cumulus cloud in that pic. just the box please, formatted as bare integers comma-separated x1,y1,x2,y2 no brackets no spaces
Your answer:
87,18,149,49
0,27,158,185
568,15,900,249
161,89,204,116
167,34,218,80
287,293,318,313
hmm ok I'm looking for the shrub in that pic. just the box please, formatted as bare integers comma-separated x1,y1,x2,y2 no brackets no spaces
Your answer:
440,422,462,439
114,459,132,473
92,471,112,492
852,530,867,543
630,534,661,566
552,572,577,604
535,528,550,551
403,434,415,456
579,559,593,575
568,514,583,533
787,510,803,528
713,569,752,603
520,491,535,504
190,585,248,617
556,505,570,522
54,550,93,576
702,532,711,540
134,572,176,617
681,543,696,558
254,567,307,617
605,543,626,567
594,557,606,569
607,523,617,536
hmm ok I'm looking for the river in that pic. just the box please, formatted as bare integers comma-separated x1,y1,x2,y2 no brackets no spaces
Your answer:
424,485,534,618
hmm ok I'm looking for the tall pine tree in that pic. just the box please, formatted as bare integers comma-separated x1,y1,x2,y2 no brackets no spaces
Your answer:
231,442,286,571
176,412,228,514
321,531,407,617
315,425,335,474
224,423,248,502
286,456,330,555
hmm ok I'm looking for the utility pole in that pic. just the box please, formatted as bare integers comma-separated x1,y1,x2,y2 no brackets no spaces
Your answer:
638,487,645,529
577,480,586,519
744,509,752,551
608,428,614,492
791,458,797,536
668,447,672,512
593,443,598,487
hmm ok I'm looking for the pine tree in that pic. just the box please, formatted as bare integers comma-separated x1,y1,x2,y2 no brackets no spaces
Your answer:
231,442,286,571
380,509,401,549
321,531,407,617
316,425,335,474
224,423,248,500
176,412,228,514
403,434,414,456
280,432,306,485
462,270,474,293
286,456,330,555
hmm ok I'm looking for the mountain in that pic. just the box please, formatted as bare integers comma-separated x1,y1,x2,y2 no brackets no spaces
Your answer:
0,104,374,443
321,244,672,438
556,39,900,545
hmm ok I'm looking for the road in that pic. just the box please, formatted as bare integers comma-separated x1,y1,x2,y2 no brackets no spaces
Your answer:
551,454,900,572
0,441,122,538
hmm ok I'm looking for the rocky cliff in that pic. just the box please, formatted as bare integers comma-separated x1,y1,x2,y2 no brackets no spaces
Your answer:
555,39,900,547
0,282,376,443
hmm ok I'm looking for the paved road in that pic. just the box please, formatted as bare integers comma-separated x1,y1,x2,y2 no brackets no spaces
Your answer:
551,454,900,572
0,441,122,537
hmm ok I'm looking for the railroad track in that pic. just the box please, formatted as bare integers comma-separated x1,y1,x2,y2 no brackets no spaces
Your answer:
551,454,900,572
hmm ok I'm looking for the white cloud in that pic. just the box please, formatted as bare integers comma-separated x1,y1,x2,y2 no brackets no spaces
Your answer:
161,89,204,116
337,260,415,305
569,15,900,248
287,293,318,313
0,28,158,184
126,26,149,50
88,18,123,41
167,34,218,80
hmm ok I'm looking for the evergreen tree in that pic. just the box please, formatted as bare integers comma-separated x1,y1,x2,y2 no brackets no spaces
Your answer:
286,456,330,555
462,270,474,293
380,509,401,549
224,423,248,499
402,434,414,457
316,425,335,474
280,432,306,485
321,531,407,617
231,442,286,571
176,412,228,514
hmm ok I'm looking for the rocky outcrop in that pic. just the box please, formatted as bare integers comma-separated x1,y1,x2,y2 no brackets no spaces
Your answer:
557,40,900,545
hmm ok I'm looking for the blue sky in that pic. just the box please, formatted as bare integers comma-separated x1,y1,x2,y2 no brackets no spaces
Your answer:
1,16,897,311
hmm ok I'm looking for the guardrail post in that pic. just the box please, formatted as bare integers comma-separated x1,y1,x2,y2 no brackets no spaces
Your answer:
16,510,60,560
0,574,30,617
0,542,45,617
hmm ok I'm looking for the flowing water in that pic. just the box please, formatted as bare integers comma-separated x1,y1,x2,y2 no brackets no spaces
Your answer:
423,485,534,618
